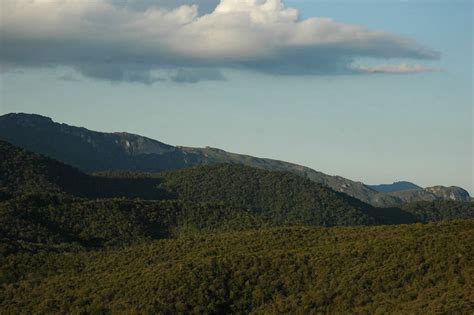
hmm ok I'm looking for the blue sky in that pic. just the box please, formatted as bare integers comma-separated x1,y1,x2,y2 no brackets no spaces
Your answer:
0,0,472,193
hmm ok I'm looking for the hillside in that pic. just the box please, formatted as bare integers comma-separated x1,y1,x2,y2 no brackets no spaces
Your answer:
1,220,472,314
0,113,191,172
179,146,385,205
0,139,377,226
399,200,474,222
1,113,470,206
0,141,378,252
1,139,472,241
102,166,474,226
2,191,472,257
368,182,472,205
155,164,378,226
0,140,169,199
0,194,264,255
388,186,472,203
0,139,91,195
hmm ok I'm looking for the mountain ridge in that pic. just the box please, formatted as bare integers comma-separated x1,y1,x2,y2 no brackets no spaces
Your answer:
0,112,470,206
1,139,473,256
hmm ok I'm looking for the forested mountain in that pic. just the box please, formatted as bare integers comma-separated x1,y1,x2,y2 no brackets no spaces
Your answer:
105,165,379,227
0,140,369,255
1,139,473,256
1,220,473,314
0,139,374,225
1,138,473,313
1,113,470,206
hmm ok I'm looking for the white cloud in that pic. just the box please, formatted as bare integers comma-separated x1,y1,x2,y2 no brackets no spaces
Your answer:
0,0,440,83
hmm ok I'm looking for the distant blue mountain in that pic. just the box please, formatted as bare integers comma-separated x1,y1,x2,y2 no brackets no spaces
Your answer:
369,181,422,193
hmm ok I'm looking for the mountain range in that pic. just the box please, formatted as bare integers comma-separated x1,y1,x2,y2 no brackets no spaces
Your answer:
0,113,470,206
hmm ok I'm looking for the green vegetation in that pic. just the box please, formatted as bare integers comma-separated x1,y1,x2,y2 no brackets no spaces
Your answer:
99,166,473,226
1,139,473,313
156,164,377,226
400,200,474,222
0,140,171,199
0,139,378,228
1,221,473,314
1,140,473,245
0,193,263,255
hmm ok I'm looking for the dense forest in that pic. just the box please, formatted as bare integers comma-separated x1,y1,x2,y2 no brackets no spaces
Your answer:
1,221,473,313
0,193,266,255
1,139,473,313
2,140,473,231
101,165,378,226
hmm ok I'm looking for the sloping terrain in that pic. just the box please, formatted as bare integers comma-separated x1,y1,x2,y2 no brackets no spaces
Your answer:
388,186,471,203
0,140,169,199
0,194,263,254
155,164,377,226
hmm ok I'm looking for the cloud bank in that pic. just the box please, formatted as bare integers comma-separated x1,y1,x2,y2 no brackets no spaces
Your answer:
0,0,440,83
353,63,440,74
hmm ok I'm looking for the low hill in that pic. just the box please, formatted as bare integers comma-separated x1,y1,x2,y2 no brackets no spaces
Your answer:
400,200,474,222
0,140,170,199
1,220,472,314
0,139,90,195
156,164,377,226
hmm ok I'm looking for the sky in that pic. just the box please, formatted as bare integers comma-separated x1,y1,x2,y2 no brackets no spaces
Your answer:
0,0,472,193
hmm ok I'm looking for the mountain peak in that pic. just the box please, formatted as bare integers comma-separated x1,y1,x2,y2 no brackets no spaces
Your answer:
1,112,54,125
